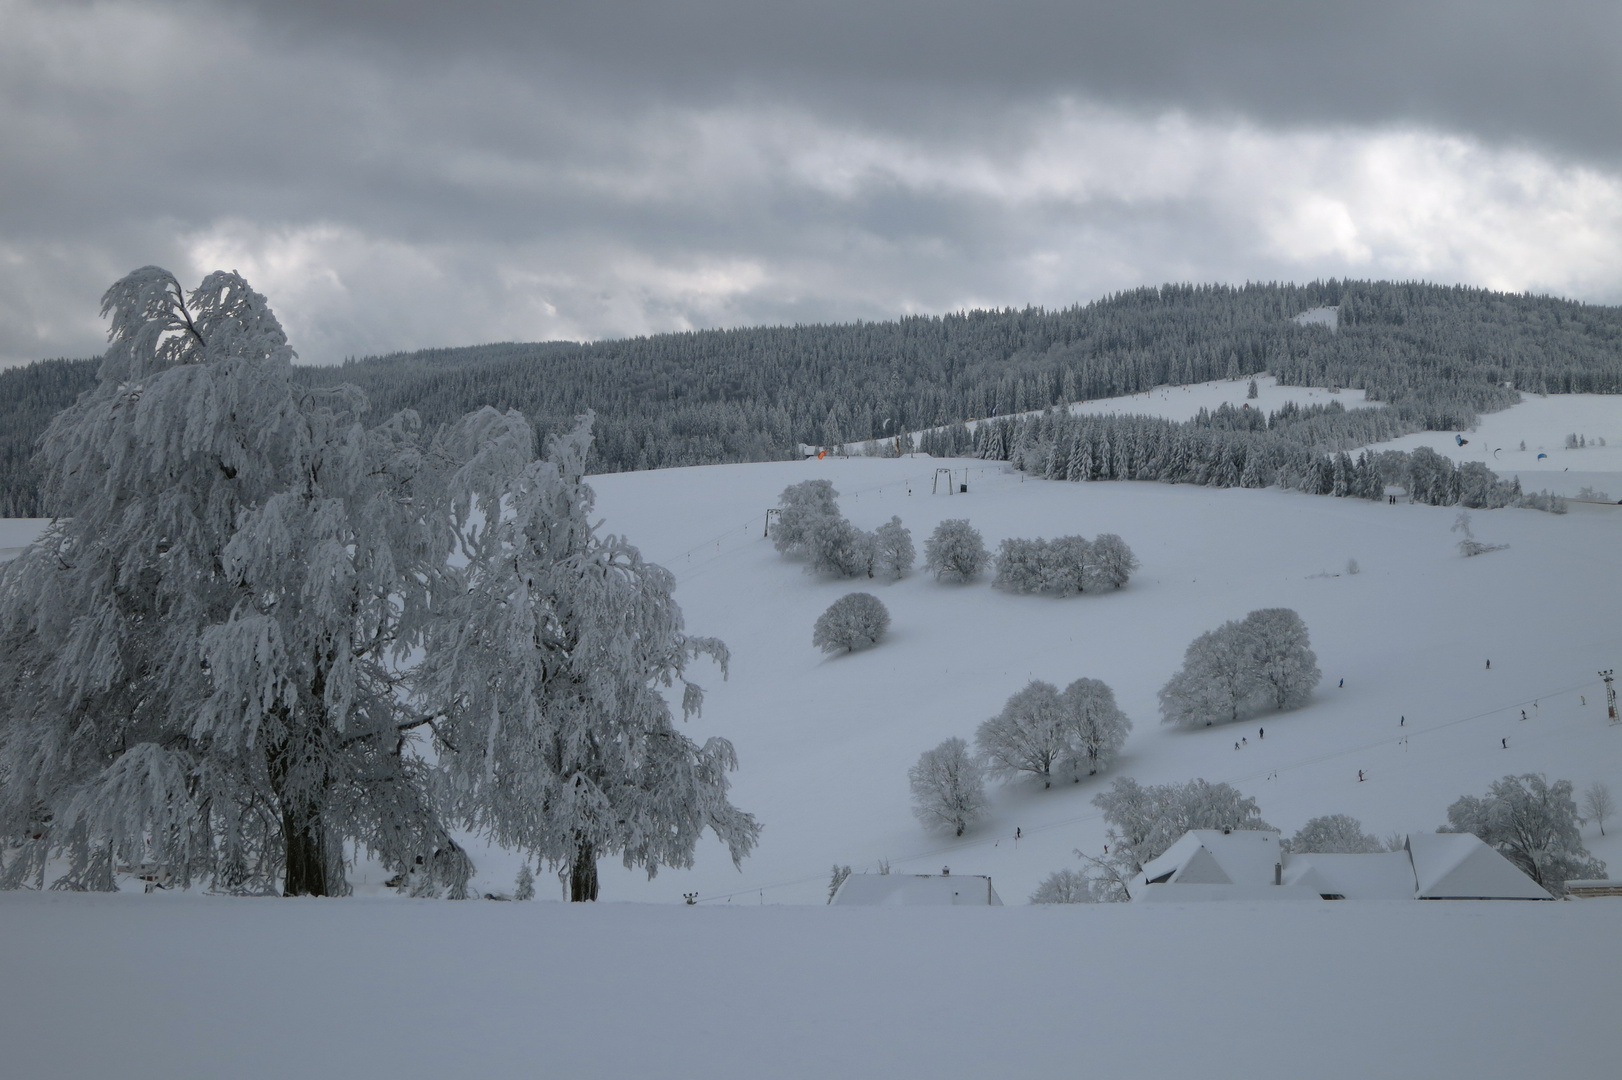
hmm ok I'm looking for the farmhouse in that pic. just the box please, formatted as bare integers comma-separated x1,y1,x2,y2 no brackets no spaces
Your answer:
1130,829,1552,901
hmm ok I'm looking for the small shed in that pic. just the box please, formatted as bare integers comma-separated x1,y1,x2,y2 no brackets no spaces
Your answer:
830,873,1003,906
1563,879,1622,899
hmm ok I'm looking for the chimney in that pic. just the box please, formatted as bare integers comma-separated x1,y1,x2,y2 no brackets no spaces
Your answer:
1273,862,1282,886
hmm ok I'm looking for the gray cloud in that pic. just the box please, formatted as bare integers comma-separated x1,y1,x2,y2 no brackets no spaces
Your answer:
2,0,1620,367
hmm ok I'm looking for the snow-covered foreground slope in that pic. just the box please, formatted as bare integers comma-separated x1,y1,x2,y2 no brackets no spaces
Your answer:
559,452,1622,906
2,893,1616,1080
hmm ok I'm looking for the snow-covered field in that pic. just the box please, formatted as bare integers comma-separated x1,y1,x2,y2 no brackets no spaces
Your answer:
2,892,1616,1080
3,388,1620,1079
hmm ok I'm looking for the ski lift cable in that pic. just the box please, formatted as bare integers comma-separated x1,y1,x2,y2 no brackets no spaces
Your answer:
689,671,1611,904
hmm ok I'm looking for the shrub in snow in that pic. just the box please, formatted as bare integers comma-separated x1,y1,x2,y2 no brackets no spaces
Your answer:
909,737,987,836
1287,814,1381,854
772,479,841,556
924,519,988,582
1346,558,1360,575
871,516,915,580
813,592,890,653
1158,608,1320,727
1441,773,1604,896
1451,511,1510,556
827,863,852,903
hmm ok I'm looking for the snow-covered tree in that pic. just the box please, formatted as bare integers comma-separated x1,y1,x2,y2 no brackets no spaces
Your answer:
1060,678,1132,777
827,863,852,902
872,516,915,580
1159,609,1319,727
1441,773,1605,895
803,515,875,578
924,519,988,582
1042,535,1093,595
976,681,1070,788
909,737,986,836
1241,608,1320,711
812,592,890,653
1288,814,1381,854
1029,867,1094,904
514,864,536,901
1583,781,1615,837
0,268,457,897
992,537,1049,593
1069,777,1272,900
419,410,759,902
772,480,840,556
1084,533,1139,590
1158,621,1254,727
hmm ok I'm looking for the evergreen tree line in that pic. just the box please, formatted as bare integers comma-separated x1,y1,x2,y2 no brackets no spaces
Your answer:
5,279,1621,515
930,404,1528,509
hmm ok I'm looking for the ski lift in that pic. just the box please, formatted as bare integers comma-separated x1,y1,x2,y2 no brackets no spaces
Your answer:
932,467,955,495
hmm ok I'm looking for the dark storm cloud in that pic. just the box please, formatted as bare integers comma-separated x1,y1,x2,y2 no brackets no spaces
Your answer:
1,0,1619,368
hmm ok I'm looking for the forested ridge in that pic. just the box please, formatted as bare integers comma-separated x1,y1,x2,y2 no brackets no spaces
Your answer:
4,280,1621,515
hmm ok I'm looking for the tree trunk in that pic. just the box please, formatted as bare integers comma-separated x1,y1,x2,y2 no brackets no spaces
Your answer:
281,800,329,897
568,838,599,902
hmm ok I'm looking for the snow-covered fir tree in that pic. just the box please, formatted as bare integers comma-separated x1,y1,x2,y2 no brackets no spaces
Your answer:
812,592,890,653
908,737,986,837
418,410,759,902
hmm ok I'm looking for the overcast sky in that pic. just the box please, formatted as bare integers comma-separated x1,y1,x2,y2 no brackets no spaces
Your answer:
4,0,1621,368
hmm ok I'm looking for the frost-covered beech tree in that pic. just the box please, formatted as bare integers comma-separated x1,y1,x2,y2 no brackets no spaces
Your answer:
0,268,458,897
976,681,1070,788
812,592,890,653
803,515,875,578
1061,678,1132,777
1085,533,1139,590
772,480,841,556
909,737,986,836
1584,781,1615,837
1159,609,1319,727
872,516,915,580
1287,814,1381,854
1029,867,1093,904
418,410,759,902
924,519,988,582
1441,774,1604,895
992,538,1051,594
1158,622,1255,728
1241,608,1321,710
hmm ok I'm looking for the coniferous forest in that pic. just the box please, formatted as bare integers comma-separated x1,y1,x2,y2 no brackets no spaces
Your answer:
3,280,1621,516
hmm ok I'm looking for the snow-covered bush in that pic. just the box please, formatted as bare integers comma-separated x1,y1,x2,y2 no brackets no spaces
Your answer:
1452,511,1510,556
924,519,989,582
1085,533,1139,590
909,738,987,836
1442,773,1604,895
1158,608,1320,727
1287,814,1381,854
1029,867,1095,904
872,516,915,579
992,537,1050,593
514,865,536,901
992,533,1137,596
812,592,890,653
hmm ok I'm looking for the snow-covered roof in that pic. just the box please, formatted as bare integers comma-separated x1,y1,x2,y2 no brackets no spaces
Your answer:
1136,829,1282,892
1406,833,1553,900
830,874,1003,906
1285,851,1417,900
